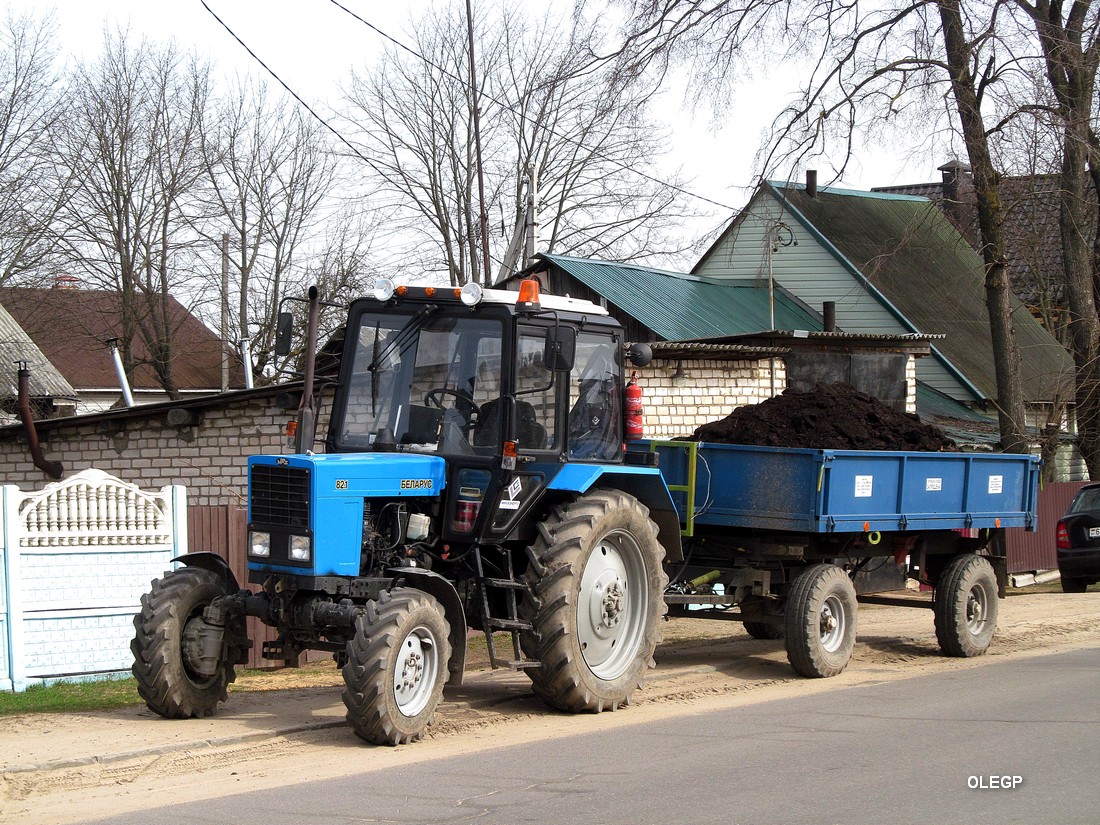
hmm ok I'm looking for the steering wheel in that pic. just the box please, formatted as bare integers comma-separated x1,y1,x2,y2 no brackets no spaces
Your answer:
424,387,481,422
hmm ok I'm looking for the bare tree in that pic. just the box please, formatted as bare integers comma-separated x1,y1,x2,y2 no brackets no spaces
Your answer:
341,2,696,286
0,10,69,285
614,0,1045,454
56,31,212,397
1010,0,1100,475
200,79,340,378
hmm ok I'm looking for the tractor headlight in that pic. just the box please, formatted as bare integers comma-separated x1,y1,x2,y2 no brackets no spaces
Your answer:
289,535,312,562
249,531,271,557
373,278,396,302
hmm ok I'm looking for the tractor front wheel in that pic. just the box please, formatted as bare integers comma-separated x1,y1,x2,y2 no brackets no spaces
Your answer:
131,566,242,718
342,588,451,745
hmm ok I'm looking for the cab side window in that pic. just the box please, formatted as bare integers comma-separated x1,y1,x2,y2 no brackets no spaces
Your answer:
568,333,621,460
514,332,555,450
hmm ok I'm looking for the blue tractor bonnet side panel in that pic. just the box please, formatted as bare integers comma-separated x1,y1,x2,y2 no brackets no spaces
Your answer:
247,453,446,577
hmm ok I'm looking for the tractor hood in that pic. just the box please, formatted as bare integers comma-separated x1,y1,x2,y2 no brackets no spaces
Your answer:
249,452,448,499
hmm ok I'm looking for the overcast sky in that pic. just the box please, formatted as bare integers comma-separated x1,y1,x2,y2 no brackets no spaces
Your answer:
6,0,945,237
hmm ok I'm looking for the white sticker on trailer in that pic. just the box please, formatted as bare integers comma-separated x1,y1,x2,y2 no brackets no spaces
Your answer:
854,475,874,498
988,475,1003,495
926,477,942,492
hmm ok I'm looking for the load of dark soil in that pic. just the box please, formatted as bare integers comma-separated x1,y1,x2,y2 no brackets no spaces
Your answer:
690,382,955,451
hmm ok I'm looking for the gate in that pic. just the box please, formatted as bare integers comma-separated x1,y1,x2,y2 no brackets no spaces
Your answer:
1,470,186,691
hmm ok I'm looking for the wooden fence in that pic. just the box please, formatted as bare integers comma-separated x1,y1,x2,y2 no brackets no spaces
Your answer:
186,505,283,670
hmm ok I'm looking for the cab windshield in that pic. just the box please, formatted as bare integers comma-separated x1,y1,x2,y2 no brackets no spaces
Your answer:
334,308,504,456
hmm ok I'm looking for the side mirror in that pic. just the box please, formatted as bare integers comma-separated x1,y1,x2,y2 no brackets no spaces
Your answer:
275,312,294,357
625,342,653,367
544,326,576,372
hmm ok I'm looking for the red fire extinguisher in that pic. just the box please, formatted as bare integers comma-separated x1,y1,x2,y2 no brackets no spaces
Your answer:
625,371,644,440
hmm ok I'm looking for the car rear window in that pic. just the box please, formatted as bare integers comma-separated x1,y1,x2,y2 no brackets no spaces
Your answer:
1069,487,1100,514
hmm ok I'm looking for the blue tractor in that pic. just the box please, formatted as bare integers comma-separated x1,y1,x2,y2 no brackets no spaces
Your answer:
131,280,679,745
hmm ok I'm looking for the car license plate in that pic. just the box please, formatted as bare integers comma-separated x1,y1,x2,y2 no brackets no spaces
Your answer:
1090,527,1100,539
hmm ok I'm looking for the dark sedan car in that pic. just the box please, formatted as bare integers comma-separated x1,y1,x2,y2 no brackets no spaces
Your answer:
1056,483,1100,593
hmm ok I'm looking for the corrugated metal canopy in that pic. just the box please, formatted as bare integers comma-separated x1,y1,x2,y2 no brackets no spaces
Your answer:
534,253,822,340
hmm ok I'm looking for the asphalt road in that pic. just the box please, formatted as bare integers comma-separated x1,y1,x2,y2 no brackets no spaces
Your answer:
87,647,1100,825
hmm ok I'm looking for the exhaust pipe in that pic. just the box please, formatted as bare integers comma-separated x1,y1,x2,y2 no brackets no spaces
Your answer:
106,338,135,407
16,362,63,479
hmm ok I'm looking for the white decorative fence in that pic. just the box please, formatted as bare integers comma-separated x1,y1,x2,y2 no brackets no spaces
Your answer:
1,469,186,692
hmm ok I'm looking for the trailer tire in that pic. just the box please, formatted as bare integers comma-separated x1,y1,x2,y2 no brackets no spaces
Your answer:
743,621,784,640
784,564,857,678
131,567,240,718
522,489,667,713
342,588,451,746
934,554,998,657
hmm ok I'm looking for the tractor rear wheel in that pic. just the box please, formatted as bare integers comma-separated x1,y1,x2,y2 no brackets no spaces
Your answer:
131,567,241,718
522,489,667,713
342,588,451,745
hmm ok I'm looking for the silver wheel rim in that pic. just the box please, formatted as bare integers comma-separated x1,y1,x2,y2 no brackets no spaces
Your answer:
965,583,988,635
392,624,438,717
578,529,649,680
819,594,846,653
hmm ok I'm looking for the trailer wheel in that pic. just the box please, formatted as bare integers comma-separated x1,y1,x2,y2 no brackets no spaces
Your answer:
743,621,785,640
934,554,999,657
784,564,857,678
342,588,451,745
743,597,785,639
522,489,667,713
131,567,241,718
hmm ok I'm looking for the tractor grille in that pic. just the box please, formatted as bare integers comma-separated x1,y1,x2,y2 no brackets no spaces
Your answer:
250,465,310,528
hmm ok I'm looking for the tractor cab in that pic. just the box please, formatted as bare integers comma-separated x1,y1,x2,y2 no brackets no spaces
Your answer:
324,280,626,549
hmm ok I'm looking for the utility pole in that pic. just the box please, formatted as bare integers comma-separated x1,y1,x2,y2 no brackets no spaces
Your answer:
465,0,491,285
523,163,539,269
221,233,229,391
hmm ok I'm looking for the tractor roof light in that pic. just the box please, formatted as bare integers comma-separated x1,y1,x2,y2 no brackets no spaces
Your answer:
516,279,541,312
373,278,396,302
460,282,484,307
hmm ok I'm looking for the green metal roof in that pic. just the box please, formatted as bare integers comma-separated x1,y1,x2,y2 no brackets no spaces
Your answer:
767,182,1074,404
536,253,822,340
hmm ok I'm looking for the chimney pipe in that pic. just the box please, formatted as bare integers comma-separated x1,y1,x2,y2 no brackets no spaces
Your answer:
16,362,63,479
823,301,836,332
806,169,818,198
106,339,136,407
239,337,255,390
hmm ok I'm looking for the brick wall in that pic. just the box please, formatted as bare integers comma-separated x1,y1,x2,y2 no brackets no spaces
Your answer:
0,389,315,505
633,357,786,439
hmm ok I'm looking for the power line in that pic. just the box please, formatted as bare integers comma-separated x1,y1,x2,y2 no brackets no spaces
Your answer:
198,0,379,177
326,0,740,213
201,0,740,226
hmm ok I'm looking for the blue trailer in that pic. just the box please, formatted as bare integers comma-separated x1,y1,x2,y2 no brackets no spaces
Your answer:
648,440,1040,677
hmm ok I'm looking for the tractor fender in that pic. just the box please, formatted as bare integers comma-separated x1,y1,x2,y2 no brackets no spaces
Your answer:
546,464,683,562
175,551,241,593
386,566,468,687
